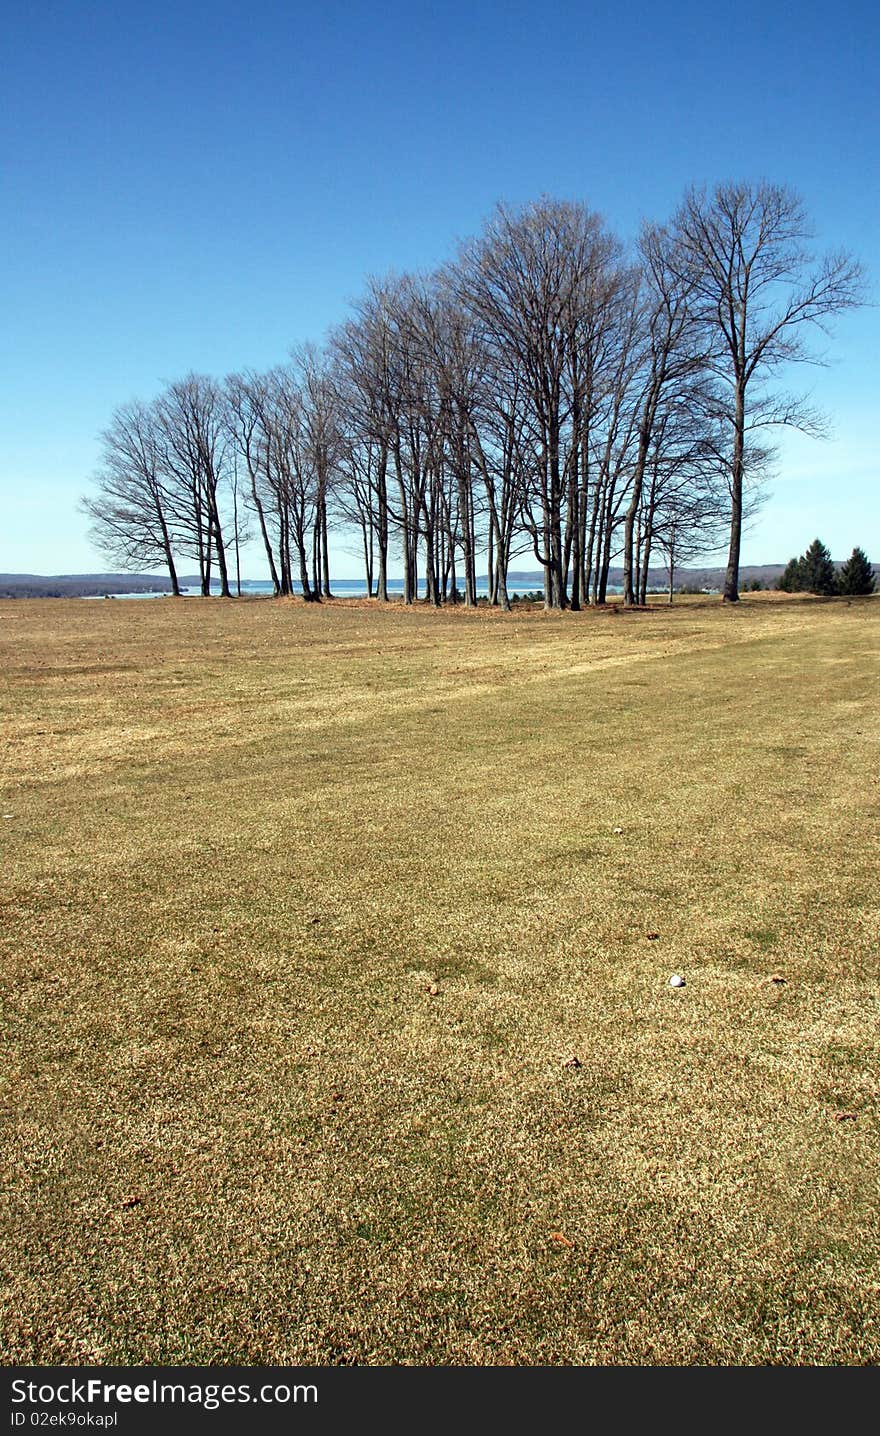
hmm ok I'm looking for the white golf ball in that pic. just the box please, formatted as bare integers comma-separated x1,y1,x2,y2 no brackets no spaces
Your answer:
669,974,686,988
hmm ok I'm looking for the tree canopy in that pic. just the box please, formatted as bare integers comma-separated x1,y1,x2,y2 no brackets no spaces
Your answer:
82,184,862,610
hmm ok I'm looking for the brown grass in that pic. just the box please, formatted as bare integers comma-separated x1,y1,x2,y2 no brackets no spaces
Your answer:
1,591,878,1365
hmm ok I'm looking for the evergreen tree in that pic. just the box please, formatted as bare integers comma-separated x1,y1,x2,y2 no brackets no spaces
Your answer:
778,556,806,592
837,546,876,596
801,538,838,595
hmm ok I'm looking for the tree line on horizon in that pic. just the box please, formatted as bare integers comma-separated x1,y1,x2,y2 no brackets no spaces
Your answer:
82,182,863,609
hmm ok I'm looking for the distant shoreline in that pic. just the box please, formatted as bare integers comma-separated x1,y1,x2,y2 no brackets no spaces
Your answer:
0,565,794,601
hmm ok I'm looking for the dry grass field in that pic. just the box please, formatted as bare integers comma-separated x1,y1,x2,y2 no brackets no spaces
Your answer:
1,591,878,1366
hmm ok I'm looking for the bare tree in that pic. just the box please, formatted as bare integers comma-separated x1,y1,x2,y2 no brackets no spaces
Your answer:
581,275,644,605
295,346,346,599
264,366,320,601
620,225,708,606
155,374,233,596
671,182,863,601
453,198,624,609
332,425,382,596
81,400,181,593
643,436,729,603
331,280,408,602
86,185,861,613
225,371,283,593
228,447,252,596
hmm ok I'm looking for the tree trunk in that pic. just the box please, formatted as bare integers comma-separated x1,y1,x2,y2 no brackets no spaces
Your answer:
548,426,566,609
568,469,581,612
155,503,180,596
320,497,332,597
202,528,212,596
578,421,590,600
296,523,316,602
233,486,241,597
361,518,373,597
723,384,745,602
279,505,292,596
376,451,389,601
249,470,280,594
622,429,651,606
639,518,653,606
597,502,614,605
495,543,511,612
584,471,602,605
208,482,231,597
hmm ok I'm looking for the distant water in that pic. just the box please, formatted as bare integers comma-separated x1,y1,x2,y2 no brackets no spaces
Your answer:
95,577,623,600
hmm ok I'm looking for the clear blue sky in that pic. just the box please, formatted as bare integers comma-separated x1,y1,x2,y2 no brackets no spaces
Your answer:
3,0,878,576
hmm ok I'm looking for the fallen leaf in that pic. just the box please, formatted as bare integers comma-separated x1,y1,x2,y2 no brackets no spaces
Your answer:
835,1112,858,1122
562,1056,582,1069
120,1196,143,1209
550,1232,574,1248
768,974,787,985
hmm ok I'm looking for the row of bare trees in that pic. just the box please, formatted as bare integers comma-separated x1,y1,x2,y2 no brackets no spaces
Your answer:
83,184,862,606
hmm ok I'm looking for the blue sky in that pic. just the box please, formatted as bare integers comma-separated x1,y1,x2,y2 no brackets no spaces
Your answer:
2,0,878,576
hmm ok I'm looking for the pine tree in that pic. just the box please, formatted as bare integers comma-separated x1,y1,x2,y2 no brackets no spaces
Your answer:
778,556,806,592
801,538,838,595
837,546,876,596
